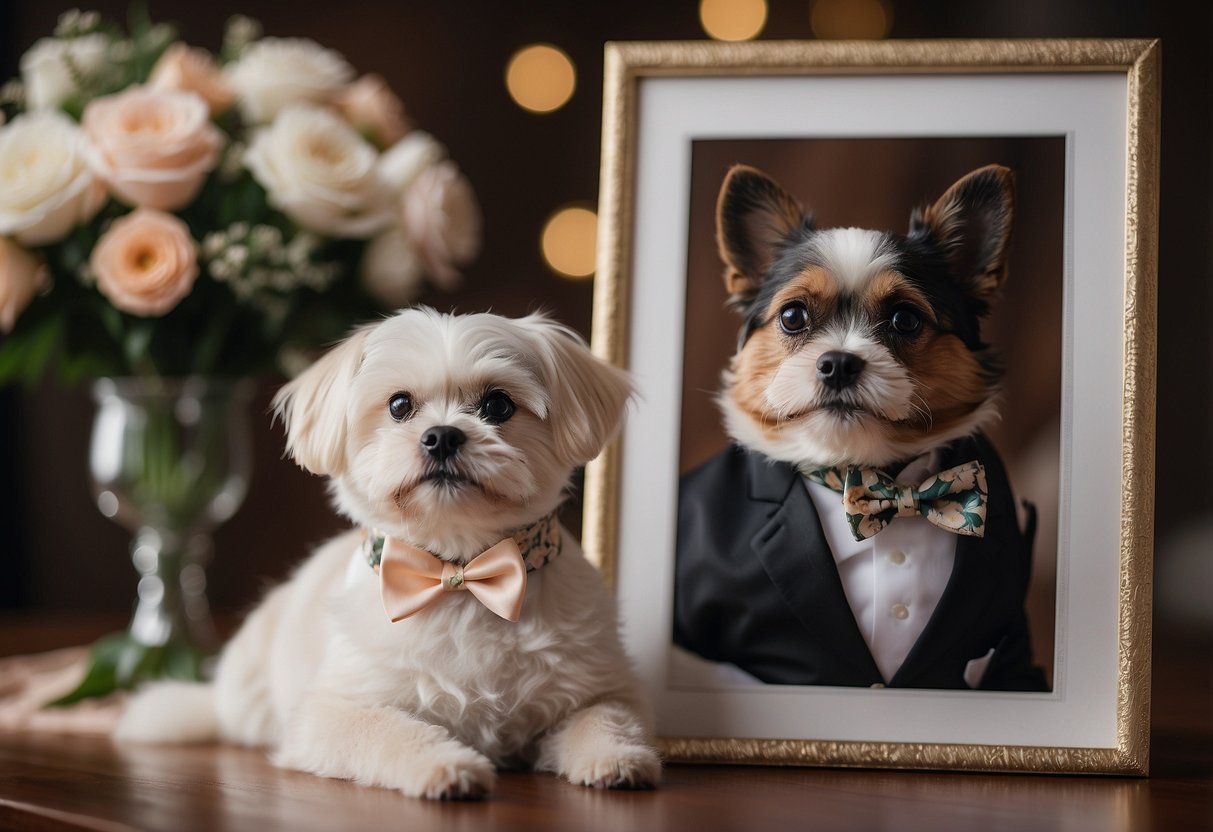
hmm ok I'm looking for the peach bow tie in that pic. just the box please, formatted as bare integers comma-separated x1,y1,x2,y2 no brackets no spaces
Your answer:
378,537,528,622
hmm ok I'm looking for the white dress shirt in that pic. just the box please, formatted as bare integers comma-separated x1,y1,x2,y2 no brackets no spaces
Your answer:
804,451,958,685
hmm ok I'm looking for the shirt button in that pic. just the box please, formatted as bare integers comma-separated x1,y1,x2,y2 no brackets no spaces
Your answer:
890,603,909,620
870,683,886,689
888,550,906,565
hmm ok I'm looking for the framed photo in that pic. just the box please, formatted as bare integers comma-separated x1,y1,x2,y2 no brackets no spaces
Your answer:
584,40,1158,774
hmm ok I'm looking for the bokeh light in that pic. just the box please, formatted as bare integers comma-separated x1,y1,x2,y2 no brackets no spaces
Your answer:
700,0,768,41
809,0,893,39
541,206,598,279
505,44,576,113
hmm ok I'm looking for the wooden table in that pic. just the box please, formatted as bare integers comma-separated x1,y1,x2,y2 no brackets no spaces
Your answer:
1,615,1210,832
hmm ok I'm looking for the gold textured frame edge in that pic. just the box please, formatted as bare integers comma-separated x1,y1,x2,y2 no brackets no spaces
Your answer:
583,39,1159,775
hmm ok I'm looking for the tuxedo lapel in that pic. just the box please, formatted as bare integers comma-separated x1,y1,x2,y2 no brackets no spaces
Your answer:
744,454,883,684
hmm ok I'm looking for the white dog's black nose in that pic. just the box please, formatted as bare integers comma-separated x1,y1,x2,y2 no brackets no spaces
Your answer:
420,426,466,461
817,351,866,391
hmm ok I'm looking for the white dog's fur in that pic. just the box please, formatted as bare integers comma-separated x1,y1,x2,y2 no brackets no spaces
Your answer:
115,308,660,798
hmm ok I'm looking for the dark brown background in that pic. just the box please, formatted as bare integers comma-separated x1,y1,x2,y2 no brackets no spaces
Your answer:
680,137,1064,679
0,1,1208,671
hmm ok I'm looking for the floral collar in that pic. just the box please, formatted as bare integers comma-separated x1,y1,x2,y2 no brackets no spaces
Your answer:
363,511,562,575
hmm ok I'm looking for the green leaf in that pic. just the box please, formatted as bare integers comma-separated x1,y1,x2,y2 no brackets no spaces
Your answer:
191,303,235,375
21,317,61,384
126,2,152,40
0,314,64,387
0,337,27,384
115,642,161,687
44,630,211,708
44,632,129,707
123,322,156,366
163,639,205,680
98,303,126,343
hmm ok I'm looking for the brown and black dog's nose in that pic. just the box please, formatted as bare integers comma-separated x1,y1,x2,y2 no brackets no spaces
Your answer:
816,351,866,391
420,426,466,462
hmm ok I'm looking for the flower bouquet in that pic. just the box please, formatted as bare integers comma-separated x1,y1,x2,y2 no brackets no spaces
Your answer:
0,9,481,703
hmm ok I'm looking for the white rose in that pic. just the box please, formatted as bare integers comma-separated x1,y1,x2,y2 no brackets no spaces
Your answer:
226,37,354,125
244,104,392,238
0,111,106,246
401,160,481,289
378,131,446,194
361,228,424,308
19,34,109,111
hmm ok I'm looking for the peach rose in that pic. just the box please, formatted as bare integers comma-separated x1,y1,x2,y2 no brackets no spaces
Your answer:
335,74,410,148
149,43,235,115
91,209,199,317
401,160,481,289
82,86,225,211
0,237,49,333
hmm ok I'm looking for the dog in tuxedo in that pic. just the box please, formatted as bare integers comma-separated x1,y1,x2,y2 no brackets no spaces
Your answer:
674,165,1047,691
117,308,661,798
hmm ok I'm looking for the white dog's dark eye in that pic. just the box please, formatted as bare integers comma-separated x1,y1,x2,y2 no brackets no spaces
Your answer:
479,390,515,424
388,392,413,422
778,301,811,335
890,308,923,336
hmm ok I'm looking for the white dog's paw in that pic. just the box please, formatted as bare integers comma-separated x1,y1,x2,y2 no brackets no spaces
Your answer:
563,743,661,790
399,741,497,800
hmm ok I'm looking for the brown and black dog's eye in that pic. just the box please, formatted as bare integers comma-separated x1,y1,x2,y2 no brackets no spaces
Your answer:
889,306,924,337
778,301,811,335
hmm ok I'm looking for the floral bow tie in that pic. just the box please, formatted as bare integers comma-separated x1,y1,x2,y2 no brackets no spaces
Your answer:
375,537,528,622
805,460,988,542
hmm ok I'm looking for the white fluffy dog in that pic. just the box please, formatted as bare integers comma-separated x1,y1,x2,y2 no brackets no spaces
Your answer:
116,308,660,799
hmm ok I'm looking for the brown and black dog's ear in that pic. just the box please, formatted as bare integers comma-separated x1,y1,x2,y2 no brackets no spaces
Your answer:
716,164,807,308
911,164,1015,304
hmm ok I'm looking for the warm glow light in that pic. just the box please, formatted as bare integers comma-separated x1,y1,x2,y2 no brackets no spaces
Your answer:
809,0,892,39
505,44,576,114
541,206,597,279
700,0,767,41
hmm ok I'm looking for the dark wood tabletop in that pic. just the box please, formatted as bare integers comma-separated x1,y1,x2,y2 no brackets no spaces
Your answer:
1,614,1210,832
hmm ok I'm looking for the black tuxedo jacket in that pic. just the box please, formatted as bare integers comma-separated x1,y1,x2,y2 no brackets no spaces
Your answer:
673,435,1047,690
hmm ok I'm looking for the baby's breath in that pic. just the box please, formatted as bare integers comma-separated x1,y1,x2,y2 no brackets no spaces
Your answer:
146,24,175,49
54,9,102,38
76,261,96,286
222,15,262,61
202,222,342,302
218,141,247,182
108,39,134,62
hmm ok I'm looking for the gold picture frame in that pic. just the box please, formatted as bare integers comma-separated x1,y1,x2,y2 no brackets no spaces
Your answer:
584,39,1158,775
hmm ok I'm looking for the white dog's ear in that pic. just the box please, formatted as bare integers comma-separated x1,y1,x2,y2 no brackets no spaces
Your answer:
272,326,371,476
526,318,634,466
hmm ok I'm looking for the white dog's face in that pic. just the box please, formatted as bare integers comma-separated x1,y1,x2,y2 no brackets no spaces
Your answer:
274,309,632,555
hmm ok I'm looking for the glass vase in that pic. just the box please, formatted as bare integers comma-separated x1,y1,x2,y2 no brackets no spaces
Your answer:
53,377,254,705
